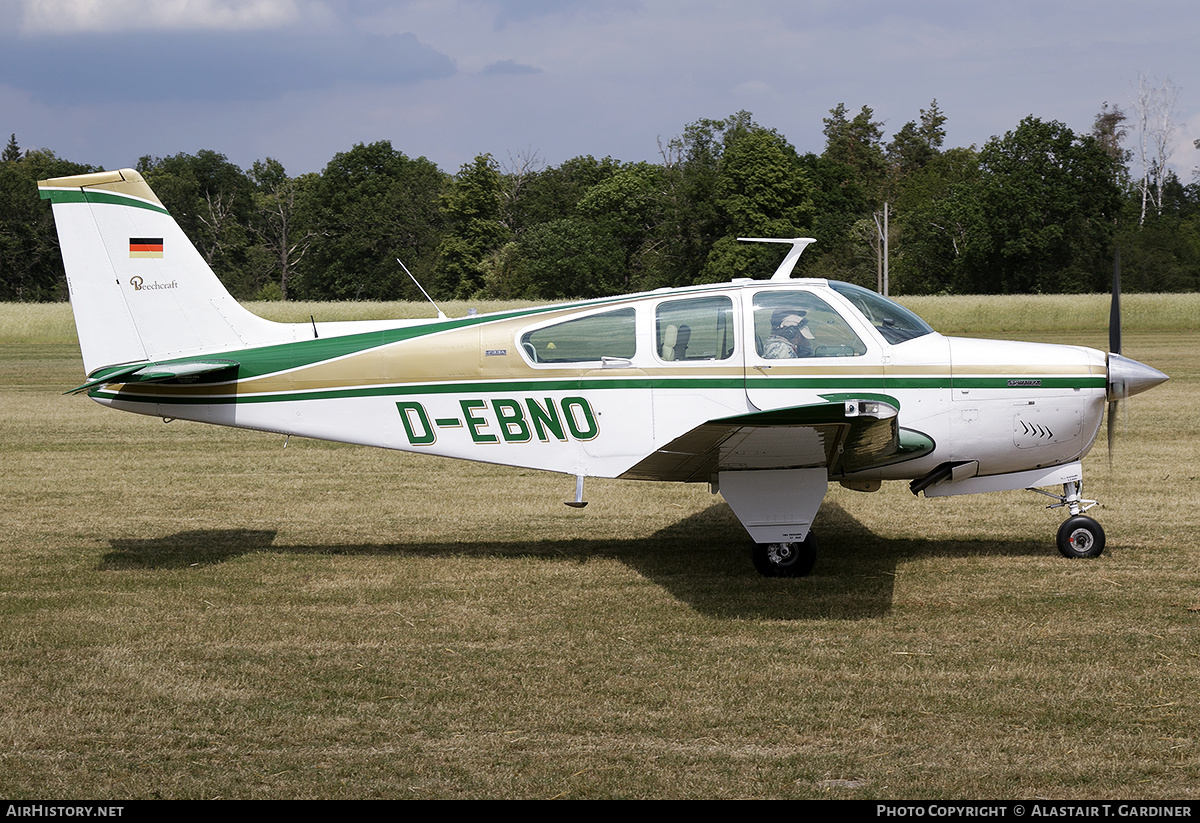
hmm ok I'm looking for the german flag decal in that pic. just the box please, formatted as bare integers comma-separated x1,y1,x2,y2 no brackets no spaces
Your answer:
129,237,164,258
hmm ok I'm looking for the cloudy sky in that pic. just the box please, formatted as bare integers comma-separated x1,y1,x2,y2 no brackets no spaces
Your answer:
3,0,1198,179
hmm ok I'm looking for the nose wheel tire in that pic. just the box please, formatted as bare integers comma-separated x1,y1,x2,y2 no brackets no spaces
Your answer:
1056,515,1105,559
752,534,817,577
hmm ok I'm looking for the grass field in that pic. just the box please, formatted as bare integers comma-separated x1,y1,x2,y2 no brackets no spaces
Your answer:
1,296,1197,799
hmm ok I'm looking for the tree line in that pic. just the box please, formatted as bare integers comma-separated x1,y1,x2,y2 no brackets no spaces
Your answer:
3,99,1198,303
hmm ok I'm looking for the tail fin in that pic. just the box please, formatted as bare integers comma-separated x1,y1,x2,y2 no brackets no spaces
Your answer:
39,169,291,375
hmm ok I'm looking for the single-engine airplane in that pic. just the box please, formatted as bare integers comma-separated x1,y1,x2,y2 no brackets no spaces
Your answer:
39,168,1169,576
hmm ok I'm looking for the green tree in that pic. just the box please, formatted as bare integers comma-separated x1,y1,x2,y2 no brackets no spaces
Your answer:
297,141,446,300
822,103,887,202
0,150,98,300
1115,216,1200,292
886,99,947,176
888,147,985,294
575,161,669,291
972,117,1124,293
478,241,533,299
699,127,814,282
137,150,259,297
1114,165,1200,292
3,134,20,163
509,160,667,298
512,155,622,232
654,112,754,286
652,112,813,285
248,158,318,300
795,151,871,280
798,103,892,284
515,218,626,299
435,154,509,298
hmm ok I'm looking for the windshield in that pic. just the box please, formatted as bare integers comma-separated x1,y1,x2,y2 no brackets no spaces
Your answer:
829,281,934,344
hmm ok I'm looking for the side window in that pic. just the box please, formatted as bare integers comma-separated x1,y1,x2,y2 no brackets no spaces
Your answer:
656,296,735,362
521,307,636,364
752,291,866,359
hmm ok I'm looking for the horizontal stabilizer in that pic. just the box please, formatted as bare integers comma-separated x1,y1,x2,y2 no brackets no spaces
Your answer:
67,360,239,394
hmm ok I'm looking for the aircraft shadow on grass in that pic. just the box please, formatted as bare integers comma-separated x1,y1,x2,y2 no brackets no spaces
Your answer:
101,501,1045,620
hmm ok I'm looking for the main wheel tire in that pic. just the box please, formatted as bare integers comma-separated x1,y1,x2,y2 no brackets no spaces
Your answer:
1056,515,1106,559
752,534,817,577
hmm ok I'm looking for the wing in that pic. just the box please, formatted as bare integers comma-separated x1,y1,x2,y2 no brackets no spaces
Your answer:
619,398,933,483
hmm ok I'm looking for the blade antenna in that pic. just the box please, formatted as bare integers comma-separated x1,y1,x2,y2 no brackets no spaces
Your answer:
738,237,817,280
398,258,446,320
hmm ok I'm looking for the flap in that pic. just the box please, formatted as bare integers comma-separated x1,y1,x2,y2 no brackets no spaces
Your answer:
619,398,927,483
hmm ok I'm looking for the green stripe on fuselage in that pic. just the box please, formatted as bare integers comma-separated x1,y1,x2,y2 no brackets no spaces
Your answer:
92,373,1104,406
83,293,669,384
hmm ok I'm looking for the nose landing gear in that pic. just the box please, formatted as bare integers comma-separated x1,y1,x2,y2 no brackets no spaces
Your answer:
1029,480,1106,559
1056,515,1106,558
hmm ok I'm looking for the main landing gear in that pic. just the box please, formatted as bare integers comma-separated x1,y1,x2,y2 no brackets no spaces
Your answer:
1029,479,1106,559
752,533,817,577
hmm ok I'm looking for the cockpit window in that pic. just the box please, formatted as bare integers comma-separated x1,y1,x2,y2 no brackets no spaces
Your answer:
521,307,636,363
829,281,933,344
752,291,866,359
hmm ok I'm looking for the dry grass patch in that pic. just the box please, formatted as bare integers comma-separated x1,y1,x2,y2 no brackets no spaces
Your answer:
0,315,1196,798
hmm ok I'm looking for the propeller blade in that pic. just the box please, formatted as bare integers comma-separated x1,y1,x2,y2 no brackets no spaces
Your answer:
1109,247,1121,356
1103,250,1169,466
1107,399,1117,467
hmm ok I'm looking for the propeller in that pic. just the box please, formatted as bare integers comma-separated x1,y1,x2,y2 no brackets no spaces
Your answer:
1105,246,1169,462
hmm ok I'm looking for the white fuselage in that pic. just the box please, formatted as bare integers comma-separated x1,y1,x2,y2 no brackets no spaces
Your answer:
93,279,1109,489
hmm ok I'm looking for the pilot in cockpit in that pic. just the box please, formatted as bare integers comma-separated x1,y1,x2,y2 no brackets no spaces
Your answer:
763,307,815,358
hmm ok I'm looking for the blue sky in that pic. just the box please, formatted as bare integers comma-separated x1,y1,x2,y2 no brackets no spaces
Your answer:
3,0,1198,179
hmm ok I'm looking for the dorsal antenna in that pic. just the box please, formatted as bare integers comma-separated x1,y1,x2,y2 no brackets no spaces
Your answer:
738,237,817,280
397,258,446,320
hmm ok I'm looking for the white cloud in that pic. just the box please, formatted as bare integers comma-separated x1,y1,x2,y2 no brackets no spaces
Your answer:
480,59,542,76
19,0,310,33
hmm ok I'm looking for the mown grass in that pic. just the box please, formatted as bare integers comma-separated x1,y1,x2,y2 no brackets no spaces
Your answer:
0,300,1197,799
6,292,1200,345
